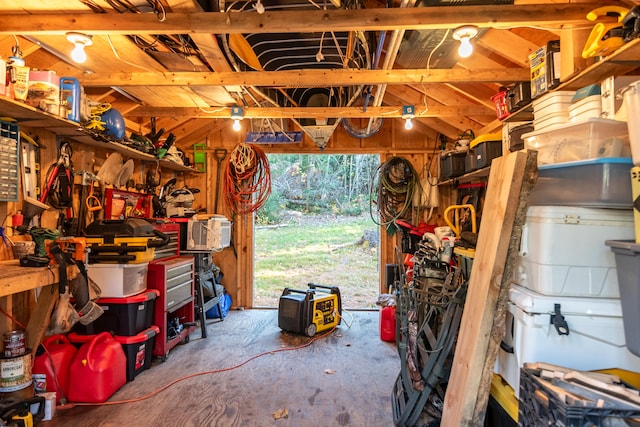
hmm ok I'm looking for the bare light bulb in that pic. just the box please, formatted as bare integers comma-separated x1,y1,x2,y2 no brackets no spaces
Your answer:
458,37,473,58
255,0,265,14
71,43,87,63
404,118,413,130
232,119,242,131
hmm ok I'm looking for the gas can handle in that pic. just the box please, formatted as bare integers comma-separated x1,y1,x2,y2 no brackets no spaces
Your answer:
42,334,71,347
85,332,113,369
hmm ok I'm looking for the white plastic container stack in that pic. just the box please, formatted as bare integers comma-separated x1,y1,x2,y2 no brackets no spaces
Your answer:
568,95,602,123
523,118,630,165
532,91,575,131
622,80,640,166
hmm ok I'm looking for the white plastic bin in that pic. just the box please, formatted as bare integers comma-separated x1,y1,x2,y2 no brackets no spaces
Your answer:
495,284,640,398
523,118,630,165
87,262,148,298
622,80,640,166
514,206,635,297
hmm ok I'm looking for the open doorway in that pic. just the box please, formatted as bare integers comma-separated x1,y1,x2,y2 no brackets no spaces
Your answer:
253,154,381,309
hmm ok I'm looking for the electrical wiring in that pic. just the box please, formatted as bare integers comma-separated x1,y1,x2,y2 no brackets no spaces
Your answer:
224,143,272,215
369,157,419,226
65,326,344,408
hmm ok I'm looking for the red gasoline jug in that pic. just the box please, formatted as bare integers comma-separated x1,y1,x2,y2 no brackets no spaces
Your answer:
32,334,77,403
67,332,126,403
380,306,396,342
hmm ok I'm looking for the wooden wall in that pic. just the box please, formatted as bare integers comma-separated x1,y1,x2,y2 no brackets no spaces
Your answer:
184,119,446,308
4,118,450,310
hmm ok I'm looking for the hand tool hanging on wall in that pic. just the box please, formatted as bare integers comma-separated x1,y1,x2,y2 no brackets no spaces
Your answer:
40,140,74,234
75,170,101,236
213,148,227,213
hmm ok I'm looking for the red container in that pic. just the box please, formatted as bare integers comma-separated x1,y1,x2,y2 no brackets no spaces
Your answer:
380,306,396,342
491,90,511,120
69,326,158,382
32,334,77,403
67,332,126,403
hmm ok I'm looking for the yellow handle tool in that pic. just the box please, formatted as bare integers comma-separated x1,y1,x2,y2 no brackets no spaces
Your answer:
444,204,477,238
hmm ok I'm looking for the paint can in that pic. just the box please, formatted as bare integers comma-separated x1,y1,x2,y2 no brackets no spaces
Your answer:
0,352,34,400
3,331,25,357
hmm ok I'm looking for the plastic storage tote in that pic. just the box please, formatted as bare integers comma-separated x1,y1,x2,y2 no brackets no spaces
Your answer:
72,289,159,336
87,262,148,298
523,118,630,165
606,240,640,358
514,206,634,298
528,157,633,208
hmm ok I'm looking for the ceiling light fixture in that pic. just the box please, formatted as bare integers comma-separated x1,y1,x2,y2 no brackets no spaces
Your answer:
452,25,478,58
402,105,415,131
231,106,244,132
254,0,265,14
66,32,93,64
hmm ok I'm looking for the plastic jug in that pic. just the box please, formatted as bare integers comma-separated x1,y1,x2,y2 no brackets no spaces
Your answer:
67,332,126,403
380,305,396,342
32,334,77,403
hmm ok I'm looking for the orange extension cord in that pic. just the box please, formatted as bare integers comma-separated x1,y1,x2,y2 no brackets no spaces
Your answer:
223,143,271,215
59,315,352,409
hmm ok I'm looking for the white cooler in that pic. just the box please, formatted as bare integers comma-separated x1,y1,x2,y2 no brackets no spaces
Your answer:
496,284,640,397
514,206,635,298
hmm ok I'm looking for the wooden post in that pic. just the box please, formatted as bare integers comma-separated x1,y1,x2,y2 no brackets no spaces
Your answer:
441,149,537,426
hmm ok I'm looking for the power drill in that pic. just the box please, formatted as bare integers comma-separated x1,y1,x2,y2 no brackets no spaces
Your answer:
15,226,60,267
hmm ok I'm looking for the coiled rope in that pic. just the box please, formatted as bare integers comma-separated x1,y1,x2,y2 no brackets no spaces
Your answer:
369,156,419,226
224,143,271,215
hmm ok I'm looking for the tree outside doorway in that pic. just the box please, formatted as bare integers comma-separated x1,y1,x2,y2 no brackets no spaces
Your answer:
253,154,381,309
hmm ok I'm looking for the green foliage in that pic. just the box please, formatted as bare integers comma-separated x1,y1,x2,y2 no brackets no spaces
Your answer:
265,153,379,218
255,190,285,225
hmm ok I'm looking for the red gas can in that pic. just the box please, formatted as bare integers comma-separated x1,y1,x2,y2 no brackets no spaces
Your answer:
380,306,396,342
32,334,77,403
67,332,126,403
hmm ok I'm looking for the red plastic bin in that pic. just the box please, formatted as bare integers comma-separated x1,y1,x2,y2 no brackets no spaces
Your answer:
491,90,511,120
68,326,159,382
72,289,159,336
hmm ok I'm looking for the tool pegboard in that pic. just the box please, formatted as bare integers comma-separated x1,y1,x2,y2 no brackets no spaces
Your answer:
0,121,19,202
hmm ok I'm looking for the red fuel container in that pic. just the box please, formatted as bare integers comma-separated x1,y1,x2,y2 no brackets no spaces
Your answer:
67,332,126,403
32,334,77,403
380,306,396,342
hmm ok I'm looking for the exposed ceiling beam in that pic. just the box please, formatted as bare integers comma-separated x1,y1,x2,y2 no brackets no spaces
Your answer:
80,68,530,87
131,105,491,118
0,4,602,35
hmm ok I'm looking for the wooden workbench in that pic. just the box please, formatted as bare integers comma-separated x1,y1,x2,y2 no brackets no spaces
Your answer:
0,260,79,357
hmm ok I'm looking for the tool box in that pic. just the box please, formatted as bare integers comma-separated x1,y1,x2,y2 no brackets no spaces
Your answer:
278,283,341,337
496,284,640,398
85,218,169,264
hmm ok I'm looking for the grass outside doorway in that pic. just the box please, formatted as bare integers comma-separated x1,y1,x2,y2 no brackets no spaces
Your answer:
253,214,379,309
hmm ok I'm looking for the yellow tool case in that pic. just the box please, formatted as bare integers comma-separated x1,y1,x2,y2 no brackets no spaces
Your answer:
85,218,169,264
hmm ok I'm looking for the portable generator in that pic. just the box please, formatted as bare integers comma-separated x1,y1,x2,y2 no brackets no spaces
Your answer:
278,283,342,337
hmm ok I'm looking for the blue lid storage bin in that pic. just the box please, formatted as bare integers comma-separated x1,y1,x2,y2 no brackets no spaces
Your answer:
529,157,633,208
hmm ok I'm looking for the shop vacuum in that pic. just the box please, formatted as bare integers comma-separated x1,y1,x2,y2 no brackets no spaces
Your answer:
278,283,342,337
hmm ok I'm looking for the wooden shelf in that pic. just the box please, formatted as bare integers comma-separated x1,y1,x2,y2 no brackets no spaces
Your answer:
438,166,490,186
0,97,200,174
505,38,640,123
